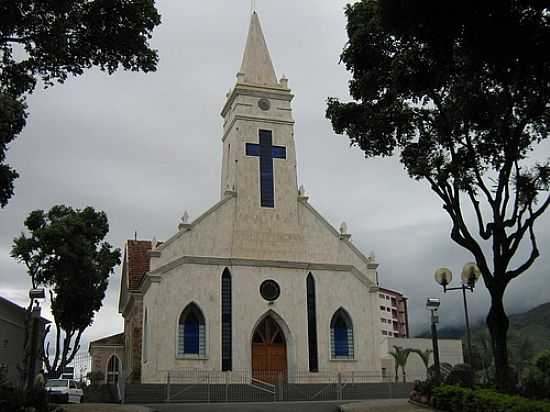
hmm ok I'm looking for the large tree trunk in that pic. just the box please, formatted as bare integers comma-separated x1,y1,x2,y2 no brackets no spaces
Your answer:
486,288,511,392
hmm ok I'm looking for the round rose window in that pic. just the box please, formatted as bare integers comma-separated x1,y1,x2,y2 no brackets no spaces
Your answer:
260,279,280,302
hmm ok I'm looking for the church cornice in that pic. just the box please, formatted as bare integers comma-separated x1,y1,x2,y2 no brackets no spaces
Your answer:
222,115,295,142
221,84,293,118
141,255,375,295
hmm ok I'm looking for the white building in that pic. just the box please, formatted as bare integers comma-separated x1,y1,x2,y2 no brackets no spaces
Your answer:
90,12,461,385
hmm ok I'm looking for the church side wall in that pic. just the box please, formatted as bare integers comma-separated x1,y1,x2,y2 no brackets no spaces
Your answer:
142,262,380,383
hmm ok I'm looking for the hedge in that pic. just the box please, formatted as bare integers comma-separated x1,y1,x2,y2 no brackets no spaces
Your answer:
432,385,550,412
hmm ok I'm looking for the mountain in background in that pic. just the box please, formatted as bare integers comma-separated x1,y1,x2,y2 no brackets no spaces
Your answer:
417,302,550,354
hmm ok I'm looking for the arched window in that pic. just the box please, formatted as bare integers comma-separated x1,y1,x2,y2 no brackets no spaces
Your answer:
221,268,232,371
178,303,206,358
143,309,148,363
106,355,121,384
330,308,354,360
306,273,318,372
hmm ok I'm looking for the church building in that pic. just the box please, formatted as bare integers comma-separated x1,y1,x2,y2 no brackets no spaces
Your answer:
90,12,413,385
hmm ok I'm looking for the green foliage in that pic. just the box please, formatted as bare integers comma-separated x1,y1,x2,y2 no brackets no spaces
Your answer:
536,350,550,375
388,346,412,382
11,205,121,378
520,350,550,400
445,364,474,388
0,387,49,412
432,385,550,412
411,348,432,371
0,0,161,208
327,0,550,391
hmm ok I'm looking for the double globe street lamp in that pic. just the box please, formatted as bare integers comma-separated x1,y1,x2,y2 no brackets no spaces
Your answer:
434,262,481,366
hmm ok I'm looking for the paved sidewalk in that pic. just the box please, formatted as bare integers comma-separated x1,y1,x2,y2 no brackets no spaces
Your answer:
61,404,153,412
340,399,429,412
144,399,428,412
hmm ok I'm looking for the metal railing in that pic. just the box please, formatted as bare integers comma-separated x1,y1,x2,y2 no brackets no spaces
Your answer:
124,369,420,404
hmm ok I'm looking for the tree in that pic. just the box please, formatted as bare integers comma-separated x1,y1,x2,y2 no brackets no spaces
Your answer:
411,348,433,377
11,205,121,378
0,0,161,208
326,0,550,391
389,346,412,383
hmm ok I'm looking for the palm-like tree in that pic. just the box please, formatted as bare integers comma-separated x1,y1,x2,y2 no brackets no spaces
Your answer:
389,346,412,383
411,348,433,377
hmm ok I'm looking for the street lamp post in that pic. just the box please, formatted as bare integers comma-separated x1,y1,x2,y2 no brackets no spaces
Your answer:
27,288,45,392
434,263,481,365
427,298,442,385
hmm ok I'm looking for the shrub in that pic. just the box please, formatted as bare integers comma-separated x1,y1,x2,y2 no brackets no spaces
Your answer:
0,387,49,412
446,364,474,388
432,385,550,412
536,350,550,375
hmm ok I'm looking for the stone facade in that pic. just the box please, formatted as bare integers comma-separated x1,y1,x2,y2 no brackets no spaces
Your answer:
89,333,125,383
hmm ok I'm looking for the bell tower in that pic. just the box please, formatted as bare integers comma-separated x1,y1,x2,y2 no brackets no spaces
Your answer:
220,12,296,209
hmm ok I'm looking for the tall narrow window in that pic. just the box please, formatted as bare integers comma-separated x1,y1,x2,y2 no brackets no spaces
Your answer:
330,308,354,360
221,268,232,371
306,273,319,372
177,303,206,358
143,309,148,363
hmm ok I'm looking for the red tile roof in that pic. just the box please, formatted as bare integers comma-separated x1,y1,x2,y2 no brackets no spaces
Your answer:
127,240,152,290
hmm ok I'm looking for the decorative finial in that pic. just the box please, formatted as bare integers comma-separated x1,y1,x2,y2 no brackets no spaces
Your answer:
298,185,306,196
182,211,189,224
339,222,351,240
152,236,157,249
368,251,376,262
340,222,348,234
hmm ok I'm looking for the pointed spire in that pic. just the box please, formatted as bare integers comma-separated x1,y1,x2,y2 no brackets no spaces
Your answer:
239,12,278,87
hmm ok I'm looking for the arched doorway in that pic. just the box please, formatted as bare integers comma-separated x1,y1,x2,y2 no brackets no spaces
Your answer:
106,355,121,384
252,316,287,384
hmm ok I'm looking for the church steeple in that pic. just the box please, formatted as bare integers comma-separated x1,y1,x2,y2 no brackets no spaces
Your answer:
238,12,278,87
220,10,296,216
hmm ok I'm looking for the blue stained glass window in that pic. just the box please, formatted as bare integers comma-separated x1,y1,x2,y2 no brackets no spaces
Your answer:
178,303,206,357
245,130,287,208
246,144,260,157
221,268,232,371
334,318,349,357
330,308,354,359
184,312,200,354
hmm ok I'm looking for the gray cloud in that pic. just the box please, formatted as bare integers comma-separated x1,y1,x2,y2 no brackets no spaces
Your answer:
0,0,548,350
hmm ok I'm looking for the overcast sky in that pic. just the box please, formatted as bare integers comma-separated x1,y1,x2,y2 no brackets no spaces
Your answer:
1,0,549,354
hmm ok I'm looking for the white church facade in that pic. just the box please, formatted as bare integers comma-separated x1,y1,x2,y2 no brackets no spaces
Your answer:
90,12,428,385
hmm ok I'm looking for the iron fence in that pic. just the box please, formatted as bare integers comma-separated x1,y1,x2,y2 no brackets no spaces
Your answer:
124,369,420,404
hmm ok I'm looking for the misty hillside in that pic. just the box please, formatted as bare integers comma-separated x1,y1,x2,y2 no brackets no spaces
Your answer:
417,302,550,354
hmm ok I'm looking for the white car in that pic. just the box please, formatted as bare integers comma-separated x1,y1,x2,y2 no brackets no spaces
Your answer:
45,379,83,404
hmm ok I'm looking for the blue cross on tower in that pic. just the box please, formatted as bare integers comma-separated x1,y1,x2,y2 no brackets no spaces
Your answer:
246,130,287,208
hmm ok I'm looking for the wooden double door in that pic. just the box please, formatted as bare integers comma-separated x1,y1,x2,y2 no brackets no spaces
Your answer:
252,316,287,384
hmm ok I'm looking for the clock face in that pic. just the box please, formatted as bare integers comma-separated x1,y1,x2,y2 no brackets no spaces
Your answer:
258,98,271,111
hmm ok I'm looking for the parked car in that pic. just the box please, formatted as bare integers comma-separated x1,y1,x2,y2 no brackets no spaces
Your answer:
45,379,83,403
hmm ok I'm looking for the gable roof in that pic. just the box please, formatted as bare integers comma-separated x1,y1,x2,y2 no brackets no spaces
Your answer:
89,332,124,347
127,240,152,290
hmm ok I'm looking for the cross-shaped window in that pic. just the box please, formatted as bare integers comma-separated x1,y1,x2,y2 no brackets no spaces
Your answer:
246,130,287,208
